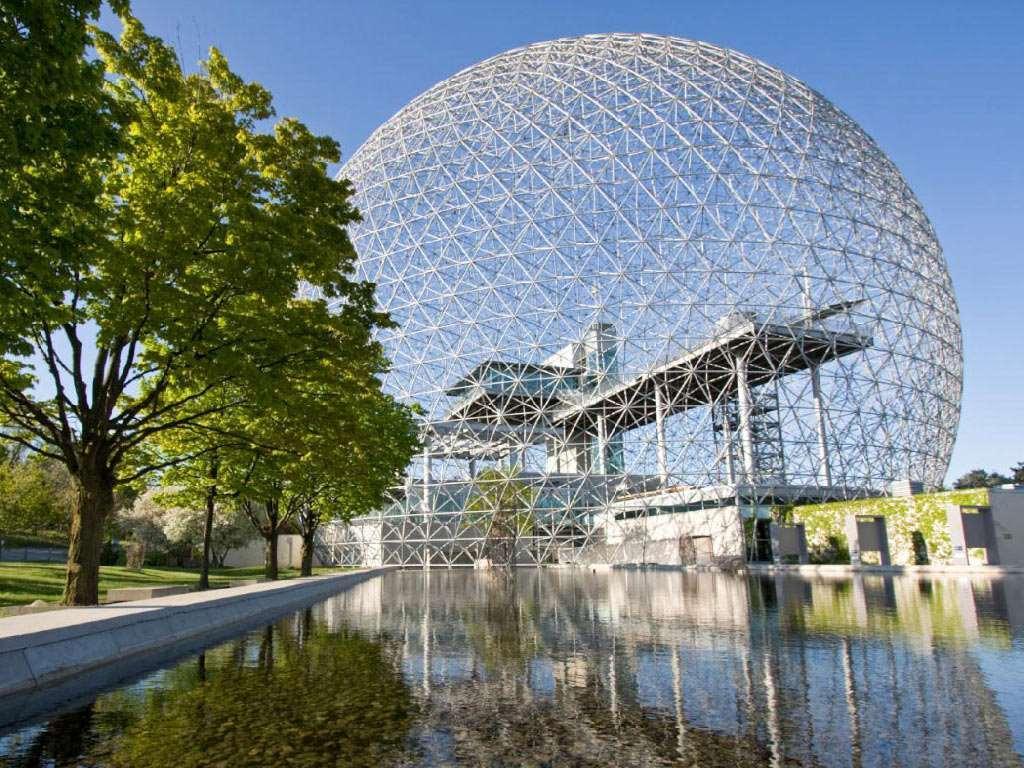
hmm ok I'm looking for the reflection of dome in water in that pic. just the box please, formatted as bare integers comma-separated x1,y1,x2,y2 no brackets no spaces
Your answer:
334,33,961,565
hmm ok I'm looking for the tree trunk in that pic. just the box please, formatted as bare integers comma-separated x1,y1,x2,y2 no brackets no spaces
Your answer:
300,530,316,577
298,506,319,577
198,455,218,590
212,547,228,568
63,470,115,606
199,501,214,588
264,531,279,580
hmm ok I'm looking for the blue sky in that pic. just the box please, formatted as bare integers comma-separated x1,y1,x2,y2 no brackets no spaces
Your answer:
111,0,1023,484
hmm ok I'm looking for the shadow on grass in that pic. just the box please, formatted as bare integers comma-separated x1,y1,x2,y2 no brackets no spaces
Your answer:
0,577,65,597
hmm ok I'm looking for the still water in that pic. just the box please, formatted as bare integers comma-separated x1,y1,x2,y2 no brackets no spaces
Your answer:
2,569,1024,767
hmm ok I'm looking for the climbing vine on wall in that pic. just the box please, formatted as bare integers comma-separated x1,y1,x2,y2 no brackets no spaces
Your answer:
794,488,989,565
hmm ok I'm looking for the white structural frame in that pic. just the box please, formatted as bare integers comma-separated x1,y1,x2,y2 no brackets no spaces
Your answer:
317,34,962,568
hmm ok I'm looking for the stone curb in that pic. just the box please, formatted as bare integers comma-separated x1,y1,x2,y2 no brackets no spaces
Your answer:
571,563,1024,575
742,563,1024,575
0,568,386,699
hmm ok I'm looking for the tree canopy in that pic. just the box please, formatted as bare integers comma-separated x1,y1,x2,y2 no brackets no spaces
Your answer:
150,313,418,579
465,466,538,568
1,0,121,349
0,446,73,538
953,468,1013,490
0,3,416,603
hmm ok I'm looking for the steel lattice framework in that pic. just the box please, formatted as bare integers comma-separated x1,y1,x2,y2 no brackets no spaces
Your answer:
319,34,962,568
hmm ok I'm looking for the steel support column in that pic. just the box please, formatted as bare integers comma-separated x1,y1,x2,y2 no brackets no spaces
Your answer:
735,357,756,484
421,446,431,569
654,384,669,484
721,401,736,484
810,366,832,487
596,414,608,475
421,446,432,514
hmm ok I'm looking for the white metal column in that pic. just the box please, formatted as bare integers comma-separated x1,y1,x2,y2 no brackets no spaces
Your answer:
421,445,431,569
735,357,756,484
803,270,833,488
596,414,608,475
654,384,669,484
811,366,832,487
420,446,432,514
721,402,736,484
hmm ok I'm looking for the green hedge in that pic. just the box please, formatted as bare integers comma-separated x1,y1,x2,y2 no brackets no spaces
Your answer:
793,487,989,565
0,530,68,549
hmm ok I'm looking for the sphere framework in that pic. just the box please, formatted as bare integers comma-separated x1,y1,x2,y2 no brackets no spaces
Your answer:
324,34,962,567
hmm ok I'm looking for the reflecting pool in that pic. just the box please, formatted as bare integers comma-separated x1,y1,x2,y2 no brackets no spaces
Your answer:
2,570,1024,767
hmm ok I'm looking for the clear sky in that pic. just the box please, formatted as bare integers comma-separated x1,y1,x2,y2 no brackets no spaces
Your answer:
110,0,1023,484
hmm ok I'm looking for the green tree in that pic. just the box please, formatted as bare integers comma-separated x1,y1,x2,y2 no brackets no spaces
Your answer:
953,469,1012,489
0,7,379,604
233,384,416,580
205,503,254,567
464,466,538,570
291,385,418,576
0,0,121,344
156,409,299,581
0,448,73,540
149,390,254,588
1011,462,1024,484
235,457,301,581
155,324,418,581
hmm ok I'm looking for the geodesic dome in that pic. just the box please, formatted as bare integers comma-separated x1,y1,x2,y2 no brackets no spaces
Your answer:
333,33,961,565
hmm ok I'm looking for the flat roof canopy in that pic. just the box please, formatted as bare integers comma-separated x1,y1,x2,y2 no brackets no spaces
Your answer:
446,317,871,434
445,388,565,426
445,360,581,397
555,318,871,433
422,419,561,460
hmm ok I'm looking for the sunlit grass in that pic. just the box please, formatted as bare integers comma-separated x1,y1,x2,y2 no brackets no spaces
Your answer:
0,563,345,607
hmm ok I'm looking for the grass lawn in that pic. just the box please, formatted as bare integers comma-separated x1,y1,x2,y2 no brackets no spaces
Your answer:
0,563,344,607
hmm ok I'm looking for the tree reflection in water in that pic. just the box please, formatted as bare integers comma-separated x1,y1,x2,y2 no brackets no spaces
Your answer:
0,611,417,768
109,620,416,768
2,570,1024,768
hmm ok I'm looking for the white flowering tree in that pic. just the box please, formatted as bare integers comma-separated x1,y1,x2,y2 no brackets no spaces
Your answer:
121,487,254,567
206,504,255,567
118,489,173,559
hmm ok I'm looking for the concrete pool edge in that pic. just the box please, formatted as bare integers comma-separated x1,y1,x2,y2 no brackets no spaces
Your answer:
0,567,388,699
579,562,1024,576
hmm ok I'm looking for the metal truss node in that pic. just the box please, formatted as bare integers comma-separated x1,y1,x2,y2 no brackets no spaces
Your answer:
317,34,962,568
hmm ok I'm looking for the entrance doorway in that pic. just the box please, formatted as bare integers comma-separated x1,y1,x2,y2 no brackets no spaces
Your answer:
745,518,773,562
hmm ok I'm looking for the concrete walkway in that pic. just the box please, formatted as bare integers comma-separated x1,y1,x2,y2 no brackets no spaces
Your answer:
0,568,384,699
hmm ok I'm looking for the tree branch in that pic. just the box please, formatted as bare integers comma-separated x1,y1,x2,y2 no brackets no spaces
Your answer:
62,322,91,421
118,444,221,485
0,429,66,462
37,324,77,447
